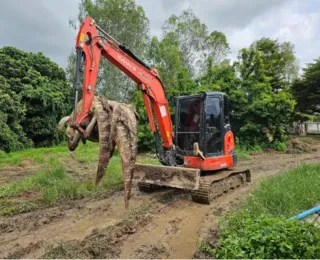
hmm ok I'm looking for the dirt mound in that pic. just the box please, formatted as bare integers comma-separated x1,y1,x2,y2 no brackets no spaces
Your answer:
43,213,153,259
287,138,316,154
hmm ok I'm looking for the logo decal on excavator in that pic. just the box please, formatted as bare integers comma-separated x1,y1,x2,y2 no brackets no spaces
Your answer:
138,72,151,82
118,54,133,71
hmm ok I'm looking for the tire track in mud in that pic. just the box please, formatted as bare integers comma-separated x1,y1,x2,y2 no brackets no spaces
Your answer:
1,150,320,258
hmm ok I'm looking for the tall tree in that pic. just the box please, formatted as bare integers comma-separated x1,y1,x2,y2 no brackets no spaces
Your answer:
67,0,150,102
162,8,230,77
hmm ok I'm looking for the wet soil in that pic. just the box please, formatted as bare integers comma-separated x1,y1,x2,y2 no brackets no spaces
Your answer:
0,140,319,259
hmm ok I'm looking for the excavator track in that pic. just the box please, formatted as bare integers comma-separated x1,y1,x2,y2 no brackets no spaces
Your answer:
191,169,251,204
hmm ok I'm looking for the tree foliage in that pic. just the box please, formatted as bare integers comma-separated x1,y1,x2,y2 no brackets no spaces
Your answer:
162,8,230,77
67,0,150,102
234,47,295,145
0,47,72,152
252,38,299,92
291,59,320,116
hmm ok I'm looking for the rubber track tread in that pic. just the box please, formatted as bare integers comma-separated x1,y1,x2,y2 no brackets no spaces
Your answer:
191,172,248,204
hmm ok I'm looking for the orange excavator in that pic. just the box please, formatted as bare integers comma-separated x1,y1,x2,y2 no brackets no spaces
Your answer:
71,16,250,204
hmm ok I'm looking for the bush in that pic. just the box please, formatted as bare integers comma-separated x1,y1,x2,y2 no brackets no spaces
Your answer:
0,47,72,152
204,212,320,259
273,140,287,152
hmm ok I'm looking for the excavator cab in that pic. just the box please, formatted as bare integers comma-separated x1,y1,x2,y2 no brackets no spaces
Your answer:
175,92,237,170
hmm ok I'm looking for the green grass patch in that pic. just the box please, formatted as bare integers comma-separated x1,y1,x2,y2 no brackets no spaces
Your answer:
0,141,102,166
0,145,69,166
201,163,320,259
0,159,97,205
245,163,320,218
71,141,100,163
100,156,124,190
235,147,252,160
136,156,161,165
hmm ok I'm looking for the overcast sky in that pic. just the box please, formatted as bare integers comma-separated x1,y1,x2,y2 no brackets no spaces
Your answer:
1,0,319,69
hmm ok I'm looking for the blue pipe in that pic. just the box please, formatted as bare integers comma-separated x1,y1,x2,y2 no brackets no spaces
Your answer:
289,205,320,220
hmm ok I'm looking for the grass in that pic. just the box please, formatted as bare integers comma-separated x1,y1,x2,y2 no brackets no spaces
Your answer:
297,135,320,143
0,145,69,166
201,163,320,259
245,163,320,218
0,142,160,215
136,155,161,165
0,158,97,205
0,141,102,166
0,201,40,216
235,147,252,160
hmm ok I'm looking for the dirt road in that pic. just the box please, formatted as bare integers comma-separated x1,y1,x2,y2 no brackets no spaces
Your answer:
1,142,319,258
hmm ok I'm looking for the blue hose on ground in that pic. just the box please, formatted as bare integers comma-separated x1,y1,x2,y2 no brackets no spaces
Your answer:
289,205,320,220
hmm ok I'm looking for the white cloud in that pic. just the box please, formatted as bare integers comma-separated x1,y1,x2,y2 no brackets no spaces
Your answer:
0,0,319,68
222,1,320,64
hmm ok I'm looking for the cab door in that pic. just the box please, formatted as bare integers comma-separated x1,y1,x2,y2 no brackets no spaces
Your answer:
175,95,204,156
205,95,223,156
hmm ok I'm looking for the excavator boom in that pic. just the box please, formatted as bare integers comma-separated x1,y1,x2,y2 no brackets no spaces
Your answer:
73,17,175,165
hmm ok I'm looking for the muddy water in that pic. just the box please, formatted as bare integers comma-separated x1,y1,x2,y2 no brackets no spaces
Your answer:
1,149,320,258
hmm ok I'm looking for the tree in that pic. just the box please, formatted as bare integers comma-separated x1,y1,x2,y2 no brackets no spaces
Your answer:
233,47,295,145
162,8,230,77
67,0,150,102
252,38,299,92
291,59,320,116
0,47,72,152
0,75,32,152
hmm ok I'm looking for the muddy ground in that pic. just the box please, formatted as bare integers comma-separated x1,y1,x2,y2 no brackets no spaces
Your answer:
0,138,320,258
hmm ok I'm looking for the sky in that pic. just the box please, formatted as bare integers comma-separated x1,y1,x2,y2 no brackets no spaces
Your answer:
1,0,319,69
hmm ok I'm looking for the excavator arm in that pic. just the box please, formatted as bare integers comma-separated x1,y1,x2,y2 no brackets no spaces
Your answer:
71,16,175,165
